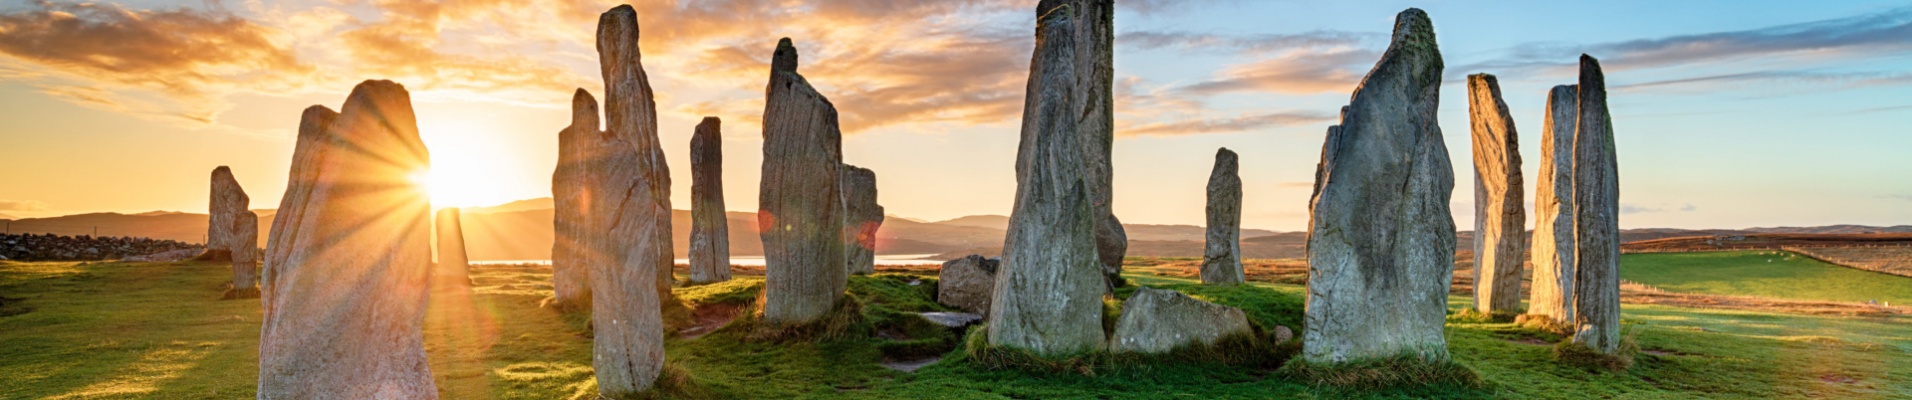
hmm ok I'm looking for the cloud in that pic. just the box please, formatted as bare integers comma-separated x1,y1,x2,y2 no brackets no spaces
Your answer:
1119,110,1334,137
0,199,49,212
1620,203,1698,214
1119,30,1375,54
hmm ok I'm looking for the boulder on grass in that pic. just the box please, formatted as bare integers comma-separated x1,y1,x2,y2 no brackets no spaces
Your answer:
1110,287,1252,354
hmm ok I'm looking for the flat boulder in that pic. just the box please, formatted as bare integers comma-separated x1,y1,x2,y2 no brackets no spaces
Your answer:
1109,287,1252,354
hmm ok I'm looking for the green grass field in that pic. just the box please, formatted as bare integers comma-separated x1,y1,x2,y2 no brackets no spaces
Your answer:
2,259,1909,399
1621,250,1912,304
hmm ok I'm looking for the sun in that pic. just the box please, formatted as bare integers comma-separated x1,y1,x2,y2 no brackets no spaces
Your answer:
409,168,492,209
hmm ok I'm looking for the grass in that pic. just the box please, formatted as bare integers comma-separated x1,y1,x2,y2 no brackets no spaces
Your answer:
1622,250,1912,304
2,258,1911,398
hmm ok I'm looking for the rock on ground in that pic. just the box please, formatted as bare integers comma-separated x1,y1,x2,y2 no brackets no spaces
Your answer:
552,88,598,310
590,5,670,396
841,164,883,275
1109,287,1252,354
759,37,847,325
988,4,1107,356
205,166,249,261
435,207,472,289
936,255,998,314
1571,55,1622,354
690,117,732,284
1467,73,1526,314
1302,8,1455,365
1201,148,1244,285
257,79,436,399
1527,84,1579,325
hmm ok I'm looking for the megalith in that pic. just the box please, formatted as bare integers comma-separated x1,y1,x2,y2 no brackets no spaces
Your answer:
1571,55,1622,354
988,3,1107,355
228,210,259,299
936,255,998,315
435,207,472,289
257,80,435,398
1527,84,1579,325
1466,73,1526,314
1302,8,1455,364
1201,148,1244,285
1044,0,1125,288
690,117,732,284
841,164,883,275
1109,287,1252,354
552,89,599,310
759,38,847,325
588,5,670,396
205,166,248,261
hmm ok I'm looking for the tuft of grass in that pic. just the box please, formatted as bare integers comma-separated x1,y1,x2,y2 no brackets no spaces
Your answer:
674,278,762,307
745,293,868,342
1552,337,1640,372
1513,314,1575,335
956,325,1107,376
1276,353,1488,393
1448,308,1519,324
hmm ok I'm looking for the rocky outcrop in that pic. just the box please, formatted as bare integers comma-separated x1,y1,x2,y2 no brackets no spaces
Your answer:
1302,9,1454,365
690,117,732,284
257,80,436,398
936,255,998,314
551,89,598,310
1527,84,1579,325
1201,148,1243,285
435,207,472,289
1466,73,1526,314
759,38,847,325
1109,287,1251,354
841,164,883,275
988,4,1107,356
205,166,249,261
590,5,670,396
1571,55,1622,354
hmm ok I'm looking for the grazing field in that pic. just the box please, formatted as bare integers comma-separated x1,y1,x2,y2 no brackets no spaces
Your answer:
2,260,1910,399
1620,251,1912,305
1786,246,1912,278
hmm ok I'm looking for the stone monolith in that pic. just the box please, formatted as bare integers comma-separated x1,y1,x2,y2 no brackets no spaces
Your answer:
206,166,248,261
589,5,670,396
435,207,472,289
1042,0,1125,289
759,38,847,325
257,79,435,398
1527,84,1579,325
841,164,882,275
1302,8,1454,364
690,117,732,284
988,4,1107,355
228,210,259,298
552,89,598,310
1571,55,1622,354
1467,73,1526,314
1201,148,1244,285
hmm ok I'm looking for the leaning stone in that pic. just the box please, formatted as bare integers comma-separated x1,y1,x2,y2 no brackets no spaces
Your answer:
435,207,472,289
589,5,670,396
1201,148,1244,285
204,166,249,261
1109,287,1252,354
1302,8,1455,365
988,5,1107,356
1467,73,1526,314
257,79,436,398
936,255,998,314
841,164,883,275
552,88,598,310
689,117,732,284
1571,55,1622,355
1527,84,1579,325
759,37,847,325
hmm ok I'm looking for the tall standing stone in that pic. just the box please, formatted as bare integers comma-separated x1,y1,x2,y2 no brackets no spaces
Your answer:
988,3,1106,356
1466,73,1526,314
229,210,259,298
689,117,732,284
1528,85,1579,325
257,80,435,398
551,89,598,310
1201,148,1243,285
1571,55,1622,354
435,207,472,289
759,38,847,325
841,164,883,275
1302,9,1454,364
206,166,248,261
590,5,669,396
1045,0,1125,289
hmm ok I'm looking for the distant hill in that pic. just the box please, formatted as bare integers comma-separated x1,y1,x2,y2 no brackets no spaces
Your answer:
0,212,14,220
934,215,1009,230
461,198,556,214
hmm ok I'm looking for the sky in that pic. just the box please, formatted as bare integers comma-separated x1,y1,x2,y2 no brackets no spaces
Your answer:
0,0,1909,232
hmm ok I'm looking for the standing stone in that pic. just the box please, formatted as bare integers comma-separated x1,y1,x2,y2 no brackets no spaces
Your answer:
988,4,1106,356
1045,0,1125,289
590,5,669,396
435,207,472,289
1571,55,1622,354
551,89,598,310
759,38,847,325
229,210,259,299
1109,287,1252,354
936,255,998,314
689,117,732,284
1527,85,1579,325
1201,148,1244,285
1302,9,1454,364
841,164,883,275
205,166,248,261
1467,73,1526,314
257,80,435,398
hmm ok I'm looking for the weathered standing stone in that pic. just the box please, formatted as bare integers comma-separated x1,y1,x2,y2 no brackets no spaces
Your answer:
1467,73,1526,314
1528,84,1579,325
1042,0,1125,289
228,210,259,298
988,5,1107,356
205,166,248,261
590,5,669,397
257,80,435,398
435,207,472,289
759,38,847,325
1201,148,1244,285
552,89,598,310
936,255,998,314
1571,55,1622,354
841,164,883,275
690,117,732,284
1110,287,1252,353
1302,9,1454,364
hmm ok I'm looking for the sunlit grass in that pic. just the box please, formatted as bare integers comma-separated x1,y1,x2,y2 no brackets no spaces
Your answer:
1622,250,1912,304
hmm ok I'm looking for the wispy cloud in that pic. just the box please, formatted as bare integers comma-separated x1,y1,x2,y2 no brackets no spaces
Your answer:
1621,203,1699,214
0,199,49,212
1119,110,1334,137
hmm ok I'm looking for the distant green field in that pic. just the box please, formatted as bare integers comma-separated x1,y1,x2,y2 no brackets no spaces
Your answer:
1621,250,1912,304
